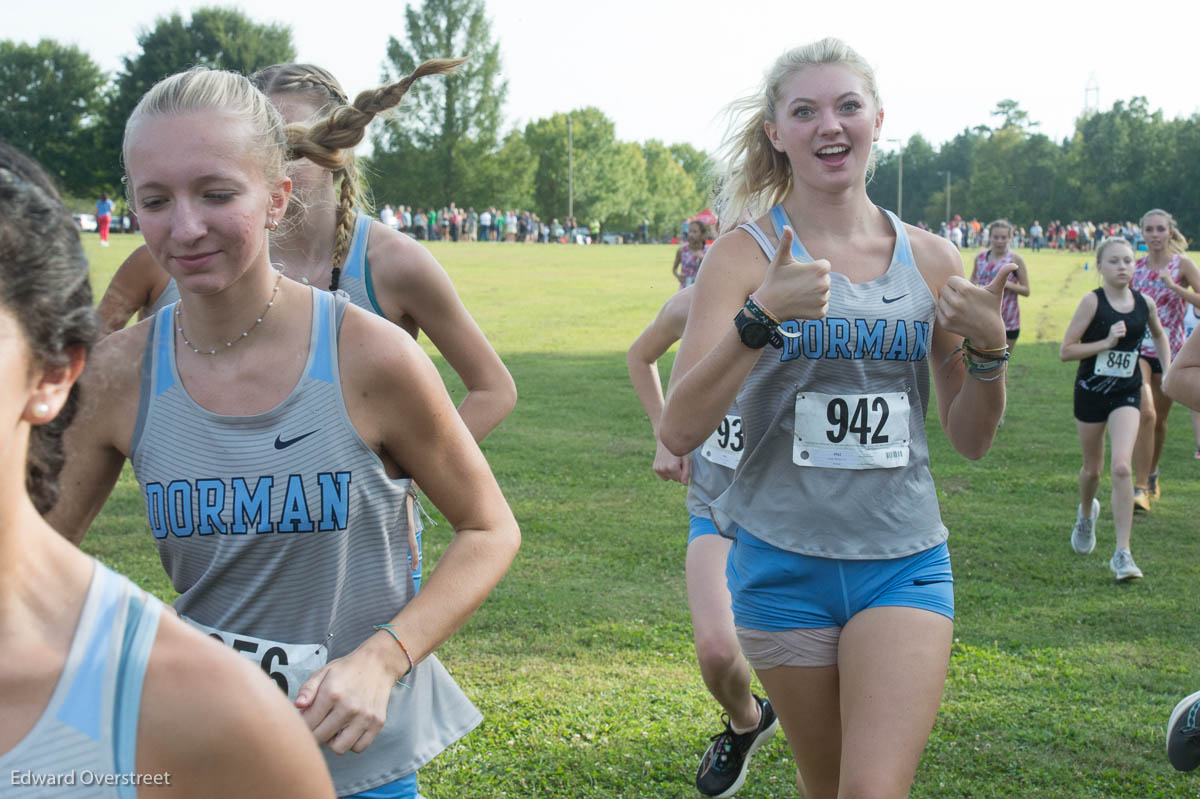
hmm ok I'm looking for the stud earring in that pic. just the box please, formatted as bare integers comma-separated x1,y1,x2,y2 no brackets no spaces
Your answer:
267,218,279,231
32,402,50,420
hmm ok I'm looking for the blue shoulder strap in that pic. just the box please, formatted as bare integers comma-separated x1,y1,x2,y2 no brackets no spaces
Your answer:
881,209,916,268
768,205,814,261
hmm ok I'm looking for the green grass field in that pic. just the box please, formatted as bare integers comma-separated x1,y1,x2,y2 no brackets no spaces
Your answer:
79,234,1200,798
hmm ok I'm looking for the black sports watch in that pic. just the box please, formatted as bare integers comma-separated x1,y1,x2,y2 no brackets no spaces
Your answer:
734,308,771,349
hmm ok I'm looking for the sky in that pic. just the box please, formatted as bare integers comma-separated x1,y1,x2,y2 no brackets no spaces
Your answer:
10,0,1200,158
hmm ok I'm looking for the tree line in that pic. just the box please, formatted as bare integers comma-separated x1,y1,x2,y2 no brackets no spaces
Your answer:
868,97,1200,238
4,1,1199,239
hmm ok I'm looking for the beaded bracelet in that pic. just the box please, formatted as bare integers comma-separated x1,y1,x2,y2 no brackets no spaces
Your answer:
372,623,413,687
943,339,1010,382
747,292,782,325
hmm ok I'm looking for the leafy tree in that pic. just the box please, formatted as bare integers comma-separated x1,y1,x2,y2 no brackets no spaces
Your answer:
644,140,705,239
97,7,295,189
524,107,615,223
375,0,506,205
459,128,535,212
0,39,104,195
990,99,1038,134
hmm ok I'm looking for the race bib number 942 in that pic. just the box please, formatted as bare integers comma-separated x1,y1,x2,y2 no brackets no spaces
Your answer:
701,415,744,469
183,616,328,702
793,391,910,469
1094,348,1137,378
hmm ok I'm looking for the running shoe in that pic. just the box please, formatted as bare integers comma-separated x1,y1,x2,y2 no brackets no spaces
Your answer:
1167,690,1200,771
1109,548,1143,581
1071,499,1099,555
1133,487,1151,513
1149,472,1161,500
696,695,779,798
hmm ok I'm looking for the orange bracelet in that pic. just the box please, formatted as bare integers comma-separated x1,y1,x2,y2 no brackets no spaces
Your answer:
372,624,414,685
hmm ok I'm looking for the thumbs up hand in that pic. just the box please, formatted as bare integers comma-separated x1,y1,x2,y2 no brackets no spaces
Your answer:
936,262,1014,348
754,227,832,322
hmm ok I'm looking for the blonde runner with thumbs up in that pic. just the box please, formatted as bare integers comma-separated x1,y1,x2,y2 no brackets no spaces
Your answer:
659,38,1012,799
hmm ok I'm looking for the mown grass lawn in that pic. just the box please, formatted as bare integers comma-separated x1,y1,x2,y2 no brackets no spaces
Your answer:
80,234,1200,797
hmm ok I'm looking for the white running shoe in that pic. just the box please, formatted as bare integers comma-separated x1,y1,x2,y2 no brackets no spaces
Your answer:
1109,548,1143,581
1071,499,1099,555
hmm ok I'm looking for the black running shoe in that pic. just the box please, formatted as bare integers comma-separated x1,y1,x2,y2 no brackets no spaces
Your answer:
1167,690,1200,771
695,695,779,798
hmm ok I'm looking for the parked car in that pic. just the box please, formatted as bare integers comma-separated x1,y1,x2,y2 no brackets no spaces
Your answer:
73,213,97,232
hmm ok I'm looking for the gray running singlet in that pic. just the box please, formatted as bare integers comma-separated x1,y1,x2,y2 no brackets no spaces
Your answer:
130,289,480,794
338,212,384,316
142,277,180,320
710,206,947,559
686,402,741,520
0,563,161,799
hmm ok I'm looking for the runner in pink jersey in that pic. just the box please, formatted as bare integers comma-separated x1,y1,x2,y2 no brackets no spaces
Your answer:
1129,209,1200,509
672,217,711,288
970,219,1029,352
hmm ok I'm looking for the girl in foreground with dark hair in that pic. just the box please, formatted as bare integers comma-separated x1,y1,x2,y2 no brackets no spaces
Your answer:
0,139,336,799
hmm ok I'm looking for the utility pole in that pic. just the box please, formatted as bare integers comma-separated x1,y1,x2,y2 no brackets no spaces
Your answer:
567,116,574,221
888,138,904,221
944,170,951,228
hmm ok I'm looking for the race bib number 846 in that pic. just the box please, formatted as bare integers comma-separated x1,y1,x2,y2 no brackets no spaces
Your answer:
793,391,910,469
1094,348,1137,378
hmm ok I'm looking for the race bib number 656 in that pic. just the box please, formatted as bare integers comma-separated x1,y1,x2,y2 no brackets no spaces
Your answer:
183,616,328,702
793,391,910,469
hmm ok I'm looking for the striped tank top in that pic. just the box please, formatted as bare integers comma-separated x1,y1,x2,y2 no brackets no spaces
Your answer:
1133,253,1186,358
142,278,180,320
974,249,1020,331
710,206,946,559
130,289,479,794
0,563,161,798
687,401,741,520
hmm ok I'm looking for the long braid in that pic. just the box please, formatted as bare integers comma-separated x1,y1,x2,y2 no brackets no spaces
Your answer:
288,58,466,167
330,167,358,289
258,58,464,288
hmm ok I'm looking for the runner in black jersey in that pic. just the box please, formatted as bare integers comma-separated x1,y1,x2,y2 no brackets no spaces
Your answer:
1060,236,1169,581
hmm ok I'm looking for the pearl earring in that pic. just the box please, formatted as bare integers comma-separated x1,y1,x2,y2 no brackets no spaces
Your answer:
32,402,50,419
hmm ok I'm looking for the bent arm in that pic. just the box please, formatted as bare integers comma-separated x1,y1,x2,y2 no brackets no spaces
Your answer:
1059,295,1105,361
921,234,1006,459
138,618,336,799
342,316,519,679
1146,300,1171,373
626,287,691,432
1164,327,1200,410
371,226,516,442
1172,257,1200,309
96,245,170,335
44,335,138,545
1009,255,1031,297
660,238,765,455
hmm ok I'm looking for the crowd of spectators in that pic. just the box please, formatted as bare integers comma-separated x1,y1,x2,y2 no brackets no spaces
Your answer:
378,203,621,244
924,216,1153,253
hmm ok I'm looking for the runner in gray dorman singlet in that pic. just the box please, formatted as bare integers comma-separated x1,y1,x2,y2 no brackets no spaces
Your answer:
710,207,947,560
130,288,479,795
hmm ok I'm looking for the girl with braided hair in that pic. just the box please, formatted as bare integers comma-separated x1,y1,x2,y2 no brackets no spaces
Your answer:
99,61,515,444
49,67,520,799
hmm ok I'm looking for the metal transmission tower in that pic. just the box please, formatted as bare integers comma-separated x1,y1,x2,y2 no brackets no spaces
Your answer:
1083,73,1100,120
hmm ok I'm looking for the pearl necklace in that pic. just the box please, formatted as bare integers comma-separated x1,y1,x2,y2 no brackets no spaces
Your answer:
176,271,283,355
